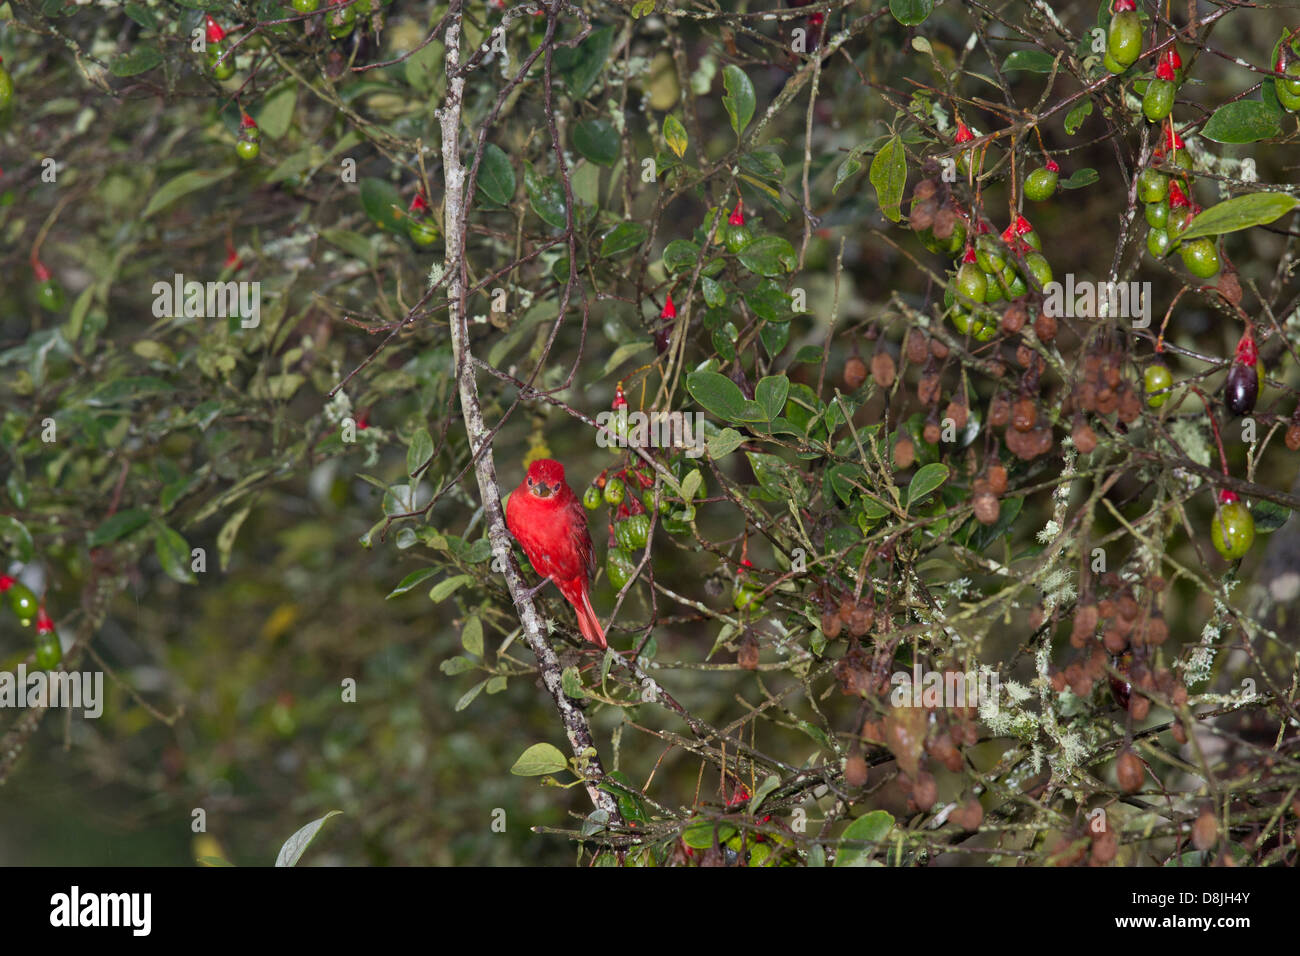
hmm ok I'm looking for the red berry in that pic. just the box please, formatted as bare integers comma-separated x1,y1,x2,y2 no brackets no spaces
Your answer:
1045,158,1060,173
660,294,676,320
1218,488,1239,505
728,199,745,226
205,15,226,44
1168,181,1189,208
1162,47,1182,71
1112,0,1136,10
32,260,51,282
1155,60,1176,81
36,607,55,635
1234,334,1258,367
961,245,978,264
613,383,628,410
409,192,430,213
0,575,13,591
954,122,974,144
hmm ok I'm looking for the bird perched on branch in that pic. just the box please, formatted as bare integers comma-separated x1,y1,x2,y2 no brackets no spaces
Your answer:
505,458,606,648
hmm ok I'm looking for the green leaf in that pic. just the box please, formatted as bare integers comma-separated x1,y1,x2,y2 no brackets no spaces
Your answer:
686,371,766,422
1202,101,1283,144
154,524,196,584
600,221,649,257
663,114,688,158
454,679,488,711
834,811,895,866
440,656,476,676
869,135,907,222
476,144,516,207
737,236,797,276
662,238,701,274
256,83,297,139
561,665,586,699
320,228,376,267
510,742,569,776
461,615,484,656
274,811,343,867
386,567,438,598
907,462,949,508
708,427,745,460
555,25,614,99
1252,500,1291,533
0,516,34,563
143,169,236,219
755,375,790,422
572,118,620,166
110,45,163,77
1001,49,1055,72
1060,167,1099,189
682,818,738,849
750,774,780,814
524,162,568,229
216,504,251,572
722,65,756,138
429,574,474,603
744,280,792,321
630,0,655,17
407,427,434,476
359,177,406,233
746,452,809,504
90,508,151,546
124,2,161,31
834,144,869,195
1064,99,1093,135
889,0,932,26
1180,192,1300,242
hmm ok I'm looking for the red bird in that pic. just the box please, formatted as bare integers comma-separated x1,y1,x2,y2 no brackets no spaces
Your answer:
505,459,606,648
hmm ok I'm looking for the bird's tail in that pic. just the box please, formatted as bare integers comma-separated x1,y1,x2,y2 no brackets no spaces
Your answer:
562,580,607,649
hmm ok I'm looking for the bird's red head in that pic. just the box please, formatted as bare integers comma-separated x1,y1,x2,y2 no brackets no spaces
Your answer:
524,458,567,500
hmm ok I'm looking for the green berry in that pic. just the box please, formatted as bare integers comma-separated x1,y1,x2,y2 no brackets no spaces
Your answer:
1211,500,1255,560
208,43,235,80
1146,226,1172,258
606,548,636,591
1143,78,1175,122
943,219,967,256
1023,251,1053,288
236,138,260,161
291,0,320,11
1179,237,1220,279
1107,10,1143,70
1024,165,1059,202
0,60,12,111
983,271,1005,304
614,513,651,551
8,582,38,625
975,235,1005,274
408,218,439,247
1276,75,1300,112
582,485,602,510
733,583,763,611
35,631,61,670
1137,169,1168,204
955,262,987,305
603,476,625,506
1284,61,1300,97
1144,199,1170,229
1103,50,1126,75
36,278,65,313
1144,363,1172,408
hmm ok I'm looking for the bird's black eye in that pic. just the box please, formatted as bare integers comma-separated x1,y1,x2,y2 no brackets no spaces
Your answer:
527,477,534,486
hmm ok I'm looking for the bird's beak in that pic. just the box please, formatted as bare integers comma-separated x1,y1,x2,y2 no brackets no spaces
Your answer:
534,481,554,498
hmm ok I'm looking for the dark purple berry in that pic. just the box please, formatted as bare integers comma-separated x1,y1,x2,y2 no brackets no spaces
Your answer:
1225,363,1258,417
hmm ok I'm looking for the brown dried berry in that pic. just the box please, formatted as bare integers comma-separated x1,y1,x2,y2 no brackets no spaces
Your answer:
843,356,868,390
932,205,957,240
894,437,915,469
1103,629,1128,655
1191,809,1218,851
1016,343,1036,368
1129,693,1150,721
1216,270,1242,307
986,463,1008,495
988,392,1011,427
821,608,843,639
1171,722,1187,744
847,602,875,637
949,798,984,831
1095,387,1117,415
906,330,929,364
844,752,869,787
1090,828,1119,865
1001,300,1027,334
738,634,759,670
973,489,1000,525
1286,423,1300,452
929,337,949,360
1012,398,1038,432
945,397,969,431
1116,385,1141,424
923,420,942,444
918,372,942,405
871,351,897,388
913,178,937,203
1034,311,1057,342
911,770,937,811
1116,749,1144,794
910,199,937,231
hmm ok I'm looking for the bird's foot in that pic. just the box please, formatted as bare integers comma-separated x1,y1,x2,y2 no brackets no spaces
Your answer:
518,577,551,601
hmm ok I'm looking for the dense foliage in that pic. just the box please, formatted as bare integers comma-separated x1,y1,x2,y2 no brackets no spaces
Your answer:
2,0,1299,866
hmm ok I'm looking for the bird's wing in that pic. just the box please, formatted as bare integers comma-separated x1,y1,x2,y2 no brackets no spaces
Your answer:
566,495,597,582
